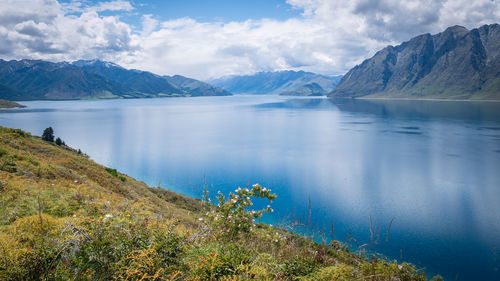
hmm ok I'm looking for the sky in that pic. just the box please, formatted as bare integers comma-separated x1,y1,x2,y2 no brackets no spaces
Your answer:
0,0,499,80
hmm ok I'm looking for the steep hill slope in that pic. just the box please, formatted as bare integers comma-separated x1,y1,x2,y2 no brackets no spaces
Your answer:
211,70,342,95
0,126,435,280
330,24,500,100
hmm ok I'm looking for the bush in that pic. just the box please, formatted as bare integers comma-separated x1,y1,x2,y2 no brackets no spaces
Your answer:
186,243,252,280
55,137,62,146
105,167,126,182
299,264,358,281
283,255,316,279
203,183,276,240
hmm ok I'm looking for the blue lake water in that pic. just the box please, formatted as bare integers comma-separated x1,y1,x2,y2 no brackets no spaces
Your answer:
1,95,500,280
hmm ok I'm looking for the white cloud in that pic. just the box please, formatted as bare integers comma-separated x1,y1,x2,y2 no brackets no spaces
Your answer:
0,0,499,80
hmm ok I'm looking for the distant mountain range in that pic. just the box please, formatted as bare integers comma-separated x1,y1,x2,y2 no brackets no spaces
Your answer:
0,59,230,100
210,70,342,95
279,82,327,96
330,24,500,100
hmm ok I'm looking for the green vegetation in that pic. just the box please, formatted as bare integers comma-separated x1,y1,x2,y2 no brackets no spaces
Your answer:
105,167,127,182
0,126,439,280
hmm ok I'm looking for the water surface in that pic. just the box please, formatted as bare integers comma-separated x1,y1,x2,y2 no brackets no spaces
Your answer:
1,96,499,280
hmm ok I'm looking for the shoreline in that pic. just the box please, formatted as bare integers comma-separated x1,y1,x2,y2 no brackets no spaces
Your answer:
330,96,500,102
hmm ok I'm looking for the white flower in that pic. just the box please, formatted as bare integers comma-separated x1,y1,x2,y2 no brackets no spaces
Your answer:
104,214,113,218
198,218,203,221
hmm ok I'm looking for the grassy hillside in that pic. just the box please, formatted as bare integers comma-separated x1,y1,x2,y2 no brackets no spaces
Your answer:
0,99,26,108
0,126,440,280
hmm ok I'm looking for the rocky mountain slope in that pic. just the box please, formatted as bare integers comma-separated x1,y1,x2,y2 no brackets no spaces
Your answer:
330,24,500,100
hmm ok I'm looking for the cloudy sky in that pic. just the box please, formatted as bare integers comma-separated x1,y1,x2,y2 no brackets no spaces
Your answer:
0,0,499,80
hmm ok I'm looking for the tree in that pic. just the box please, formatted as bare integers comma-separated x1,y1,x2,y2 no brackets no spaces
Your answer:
42,127,54,142
55,137,62,146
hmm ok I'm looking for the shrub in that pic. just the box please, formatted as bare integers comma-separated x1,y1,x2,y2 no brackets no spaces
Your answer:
0,157,17,173
105,167,126,182
282,255,316,279
299,264,358,281
186,243,252,280
55,137,62,146
203,183,276,240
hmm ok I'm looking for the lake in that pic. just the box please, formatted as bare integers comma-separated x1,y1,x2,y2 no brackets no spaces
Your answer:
1,95,499,280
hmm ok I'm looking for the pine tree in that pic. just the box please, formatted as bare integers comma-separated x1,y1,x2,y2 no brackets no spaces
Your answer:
55,137,62,146
42,127,54,142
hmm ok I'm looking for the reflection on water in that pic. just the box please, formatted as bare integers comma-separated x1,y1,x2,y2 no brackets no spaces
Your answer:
0,96,499,280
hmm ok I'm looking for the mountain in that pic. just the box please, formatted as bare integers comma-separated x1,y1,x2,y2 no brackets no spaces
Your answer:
164,75,231,97
210,70,342,95
279,82,326,96
330,24,500,100
0,59,230,100
73,60,231,97
0,60,125,100
0,83,36,101
72,60,182,97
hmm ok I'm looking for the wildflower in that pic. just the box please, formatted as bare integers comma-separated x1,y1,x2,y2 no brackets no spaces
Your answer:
125,213,130,217
105,214,113,218
198,218,203,221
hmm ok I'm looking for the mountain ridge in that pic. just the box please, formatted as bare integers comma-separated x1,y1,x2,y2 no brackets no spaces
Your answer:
0,59,231,100
330,24,500,100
